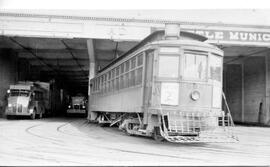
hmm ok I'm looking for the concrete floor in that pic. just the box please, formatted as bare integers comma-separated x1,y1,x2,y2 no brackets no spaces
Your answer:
0,117,270,166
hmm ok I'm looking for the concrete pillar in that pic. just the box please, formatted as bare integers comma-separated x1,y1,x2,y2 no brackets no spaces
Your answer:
86,39,97,121
0,49,18,117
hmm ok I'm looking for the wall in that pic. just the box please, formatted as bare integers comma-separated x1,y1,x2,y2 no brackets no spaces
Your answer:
0,49,18,117
265,52,270,125
224,64,243,122
243,56,266,123
17,58,31,81
224,50,270,125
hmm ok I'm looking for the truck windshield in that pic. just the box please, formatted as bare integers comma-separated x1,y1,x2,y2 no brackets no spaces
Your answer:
10,89,30,97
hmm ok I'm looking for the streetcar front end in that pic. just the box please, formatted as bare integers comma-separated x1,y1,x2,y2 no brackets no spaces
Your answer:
149,41,237,143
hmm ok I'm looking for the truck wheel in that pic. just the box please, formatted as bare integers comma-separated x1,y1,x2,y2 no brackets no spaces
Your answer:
6,115,12,120
39,112,43,119
31,110,36,120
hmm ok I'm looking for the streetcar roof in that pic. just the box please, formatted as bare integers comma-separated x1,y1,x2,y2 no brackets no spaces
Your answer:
151,39,223,52
99,30,219,73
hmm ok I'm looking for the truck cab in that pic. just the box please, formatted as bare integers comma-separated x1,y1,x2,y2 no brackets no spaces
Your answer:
5,82,46,119
67,96,87,116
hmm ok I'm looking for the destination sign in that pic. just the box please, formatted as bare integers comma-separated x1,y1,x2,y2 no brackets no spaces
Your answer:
184,29,270,44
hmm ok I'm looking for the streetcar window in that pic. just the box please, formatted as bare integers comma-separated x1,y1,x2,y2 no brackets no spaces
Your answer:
158,55,179,78
95,80,97,92
108,81,111,92
130,70,135,86
125,61,130,72
121,64,125,74
116,66,120,76
137,54,143,66
97,77,100,92
112,69,115,79
116,77,119,90
108,71,111,80
209,54,222,82
111,79,115,91
92,80,95,92
102,76,105,93
136,67,143,85
183,53,207,81
120,76,124,89
124,73,129,88
105,74,108,93
131,57,136,69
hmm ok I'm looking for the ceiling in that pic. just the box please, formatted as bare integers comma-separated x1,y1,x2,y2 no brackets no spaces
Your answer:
222,46,269,64
0,36,137,94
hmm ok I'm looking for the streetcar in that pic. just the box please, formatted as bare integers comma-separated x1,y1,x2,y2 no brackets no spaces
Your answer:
88,24,237,143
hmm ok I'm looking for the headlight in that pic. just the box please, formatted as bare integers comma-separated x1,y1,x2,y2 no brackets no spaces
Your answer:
8,103,12,107
190,90,200,101
68,105,71,108
29,108,34,113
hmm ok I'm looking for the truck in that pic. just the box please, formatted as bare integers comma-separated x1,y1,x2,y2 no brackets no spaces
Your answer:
5,81,59,119
66,95,87,116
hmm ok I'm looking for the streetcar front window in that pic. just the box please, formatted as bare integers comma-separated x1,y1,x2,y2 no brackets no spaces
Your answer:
158,55,179,78
209,54,222,83
183,53,207,81
209,54,223,108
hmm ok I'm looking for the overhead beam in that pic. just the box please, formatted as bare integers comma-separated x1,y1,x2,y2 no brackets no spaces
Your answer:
8,37,56,72
18,52,89,60
22,57,89,61
28,59,89,66
95,49,124,61
31,65,88,71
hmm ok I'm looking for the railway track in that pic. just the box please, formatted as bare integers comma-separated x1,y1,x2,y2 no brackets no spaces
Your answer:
0,118,270,165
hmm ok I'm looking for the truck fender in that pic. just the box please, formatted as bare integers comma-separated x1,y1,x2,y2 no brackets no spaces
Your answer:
28,106,35,113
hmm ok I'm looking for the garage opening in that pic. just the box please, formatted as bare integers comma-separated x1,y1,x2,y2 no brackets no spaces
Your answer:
223,45,270,125
0,36,137,117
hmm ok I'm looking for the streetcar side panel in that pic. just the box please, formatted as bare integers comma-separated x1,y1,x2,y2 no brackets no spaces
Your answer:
90,87,143,113
89,52,146,118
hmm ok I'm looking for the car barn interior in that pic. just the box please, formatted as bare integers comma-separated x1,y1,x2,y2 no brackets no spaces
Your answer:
0,36,138,116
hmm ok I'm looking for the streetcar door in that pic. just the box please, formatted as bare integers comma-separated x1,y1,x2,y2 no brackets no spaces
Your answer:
143,51,154,107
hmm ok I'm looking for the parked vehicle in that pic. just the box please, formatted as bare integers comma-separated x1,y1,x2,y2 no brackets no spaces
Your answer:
88,24,237,143
67,95,87,116
5,81,49,119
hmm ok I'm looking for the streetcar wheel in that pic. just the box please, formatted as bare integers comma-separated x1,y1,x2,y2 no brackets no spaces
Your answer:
31,110,36,120
153,127,164,142
124,122,134,136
